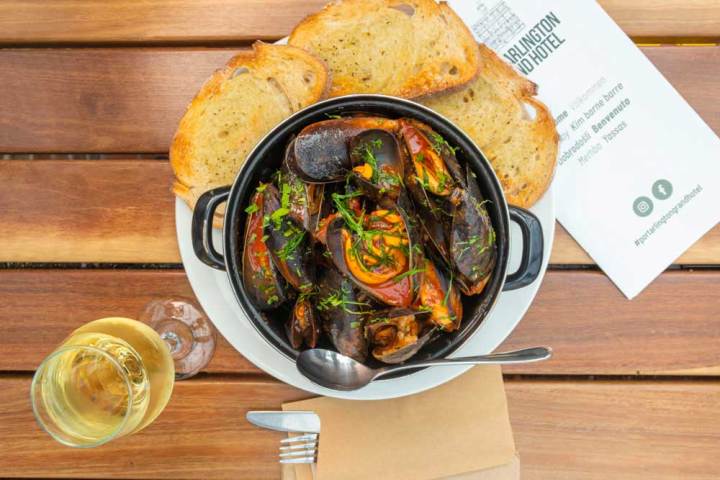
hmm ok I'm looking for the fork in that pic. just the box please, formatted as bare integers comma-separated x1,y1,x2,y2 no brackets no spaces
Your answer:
279,433,318,464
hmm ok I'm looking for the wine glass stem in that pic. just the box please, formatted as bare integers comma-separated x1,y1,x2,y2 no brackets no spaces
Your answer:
161,331,182,356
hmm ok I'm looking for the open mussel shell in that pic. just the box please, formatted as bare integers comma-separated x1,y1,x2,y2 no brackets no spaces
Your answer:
401,118,465,187
289,117,398,183
316,267,369,363
365,309,432,364
286,297,320,350
398,118,465,198
348,129,405,202
415,257,463,332
398,120,458,261
262,184,315,292
281,140,324,233
448,167,497,296
242,187,290,311
325,209,415,308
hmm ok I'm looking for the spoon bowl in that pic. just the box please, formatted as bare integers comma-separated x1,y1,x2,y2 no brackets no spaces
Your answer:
297,346,552,391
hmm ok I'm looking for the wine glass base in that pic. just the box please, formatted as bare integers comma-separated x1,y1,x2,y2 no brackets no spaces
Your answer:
139,297,216,379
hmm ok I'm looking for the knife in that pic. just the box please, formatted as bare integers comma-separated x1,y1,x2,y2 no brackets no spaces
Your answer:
246,411,321,433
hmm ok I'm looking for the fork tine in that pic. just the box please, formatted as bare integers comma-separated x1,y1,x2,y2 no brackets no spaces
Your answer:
280,450,317,459
279,442,316,452
280,456,316,464
280,433,318,444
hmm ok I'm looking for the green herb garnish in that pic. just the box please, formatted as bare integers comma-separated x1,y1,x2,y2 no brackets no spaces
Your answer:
429,131,458,154
392,266,426,283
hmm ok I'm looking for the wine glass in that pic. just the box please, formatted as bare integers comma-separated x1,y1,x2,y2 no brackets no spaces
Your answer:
31,317,175,447
139,297,216,380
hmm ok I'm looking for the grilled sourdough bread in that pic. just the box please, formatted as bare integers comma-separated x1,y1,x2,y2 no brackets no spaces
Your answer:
171,42,329,217
421,45,558,207
289,0,480,98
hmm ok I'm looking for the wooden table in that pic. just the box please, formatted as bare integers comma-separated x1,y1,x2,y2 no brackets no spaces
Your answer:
1,1,719,478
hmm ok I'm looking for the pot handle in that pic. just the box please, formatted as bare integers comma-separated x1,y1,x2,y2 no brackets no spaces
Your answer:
191,186,231,270
503,206,544,291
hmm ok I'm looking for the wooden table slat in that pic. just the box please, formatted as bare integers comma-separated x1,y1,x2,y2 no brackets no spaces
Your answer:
0,0,718,44
0,46,718,153
3,269,719,376
1,376,719,479
3,158,719,265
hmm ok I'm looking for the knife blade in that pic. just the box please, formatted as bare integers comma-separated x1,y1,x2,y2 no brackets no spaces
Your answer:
246,411,321,433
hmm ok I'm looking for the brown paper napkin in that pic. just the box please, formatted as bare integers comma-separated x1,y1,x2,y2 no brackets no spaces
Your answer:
282,366,517,480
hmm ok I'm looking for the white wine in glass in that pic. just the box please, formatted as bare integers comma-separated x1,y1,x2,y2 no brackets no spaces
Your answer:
31,317,175,448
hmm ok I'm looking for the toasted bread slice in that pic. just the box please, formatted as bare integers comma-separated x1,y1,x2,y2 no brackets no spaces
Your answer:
421,45,558,207
289,0,479,98
170,42,329,219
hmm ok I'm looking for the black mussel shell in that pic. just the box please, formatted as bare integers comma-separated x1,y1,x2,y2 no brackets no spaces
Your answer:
398,120,457,261
286,297,320,349
289,117,398,183
365,309,432,364
316,267,369,363
348,129,405,202
262,184,315,292
242,187,290,311
448,167,497,296
282,140,325,233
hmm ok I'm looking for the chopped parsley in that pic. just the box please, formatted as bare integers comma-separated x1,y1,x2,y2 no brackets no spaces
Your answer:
317,284,370,315
276,227,306,262
269,182,291,228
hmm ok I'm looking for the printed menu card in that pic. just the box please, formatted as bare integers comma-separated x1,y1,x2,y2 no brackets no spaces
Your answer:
449,0,720,298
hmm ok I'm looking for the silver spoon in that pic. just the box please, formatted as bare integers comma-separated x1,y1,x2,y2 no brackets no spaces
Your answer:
297,346,552,391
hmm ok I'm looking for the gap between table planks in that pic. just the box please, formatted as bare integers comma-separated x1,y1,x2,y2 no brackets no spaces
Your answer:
2,268,718,376
0,46,718,153
2,158,720,265
1,376,719,479
0,0,718,44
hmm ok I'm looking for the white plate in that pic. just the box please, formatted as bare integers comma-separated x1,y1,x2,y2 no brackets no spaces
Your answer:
175,182,554,400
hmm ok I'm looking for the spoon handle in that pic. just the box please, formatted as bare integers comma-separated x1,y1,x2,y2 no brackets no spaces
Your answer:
375,346,552,379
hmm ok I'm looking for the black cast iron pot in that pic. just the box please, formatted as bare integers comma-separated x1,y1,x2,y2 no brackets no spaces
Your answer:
191,95,544,373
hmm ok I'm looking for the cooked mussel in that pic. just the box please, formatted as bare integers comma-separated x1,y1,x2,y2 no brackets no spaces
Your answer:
416,258,463,332
262,183,315,292
286,297,320,349
289,117,398,183
325,200,415,307
365,309,432,364
448,167,497,295
399,120,496,295
398,119,461,260
282,140,324,233
349,129,405,202
242,185,290,310
398,118,464,198
316,267,369,363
